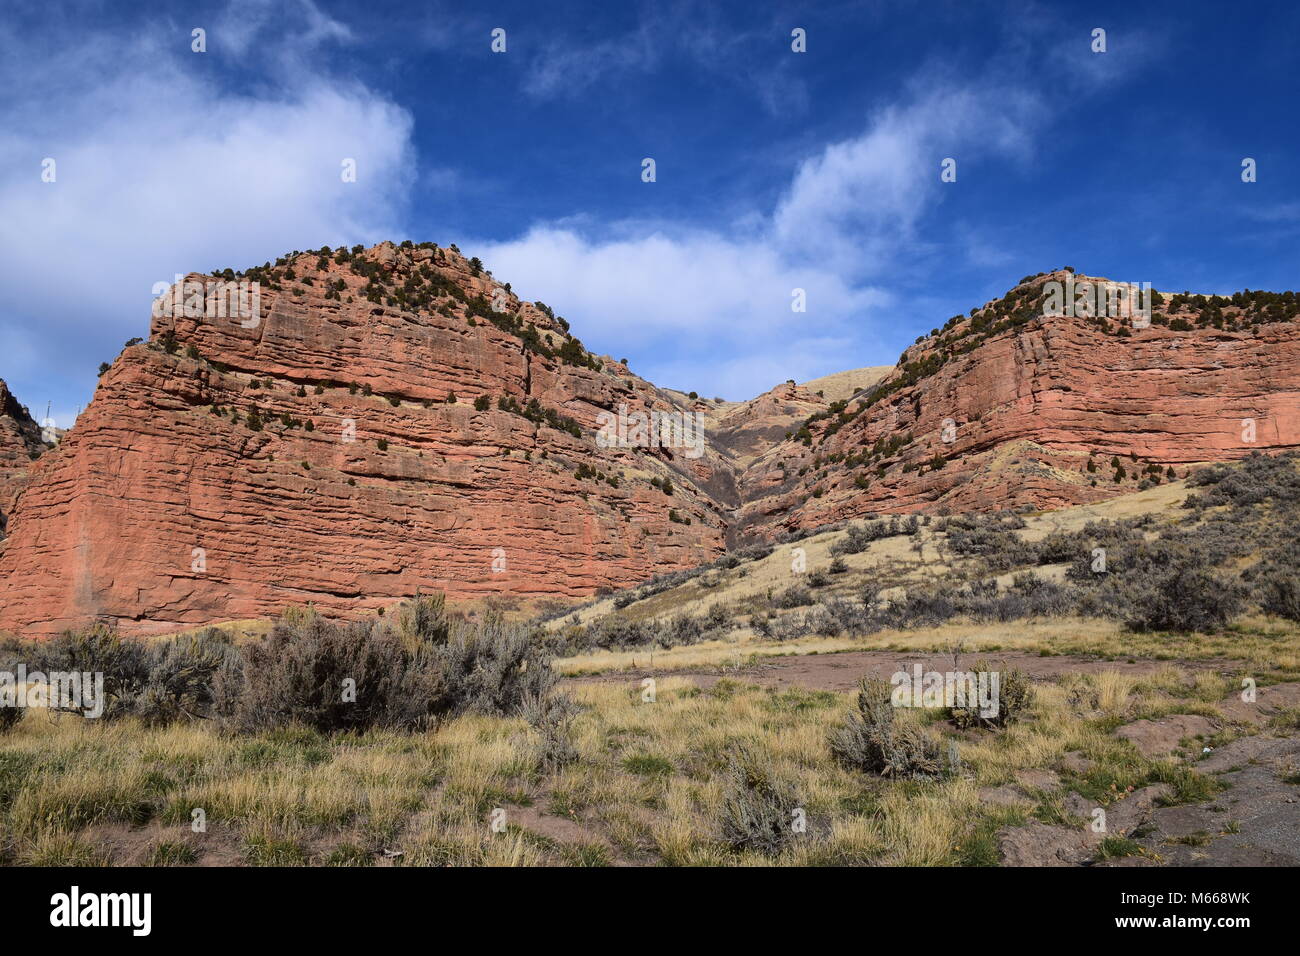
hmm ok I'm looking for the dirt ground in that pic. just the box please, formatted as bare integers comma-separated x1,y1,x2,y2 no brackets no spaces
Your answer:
565,647,1229,693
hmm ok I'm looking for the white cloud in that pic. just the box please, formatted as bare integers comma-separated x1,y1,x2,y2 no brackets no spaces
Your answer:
475,225,890,398
472,77,1046,399
521,9,807,117
773,84,1041,277
215,0,353,59
523,27,658,100
0,2,415,426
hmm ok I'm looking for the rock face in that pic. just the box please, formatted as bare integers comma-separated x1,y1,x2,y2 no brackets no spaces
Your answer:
734,271,1300,536
0,379,47,538
708,382,836,471
0,243,730,635
1,261,1297,636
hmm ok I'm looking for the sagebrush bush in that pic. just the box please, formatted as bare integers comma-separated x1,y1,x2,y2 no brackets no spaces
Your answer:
395,590,450,645
769,612,816,641
1184,451,1300,508
0,625,241,725
719,746,803,857
658,614,704,647
27,624,150,720
1256,569,1300,623
1121,563,1247,633
705,603,732,630
2,594,558,735
522,691,580,772
819,597,869,635
774,584,814,609
577,614,656,651
433,611,556,718
828,516,918,556
830,679,943,779
236,611,439,733
133,629,243,726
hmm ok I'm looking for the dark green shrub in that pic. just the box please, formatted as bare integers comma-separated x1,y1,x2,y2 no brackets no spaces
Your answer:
947,663,1032,730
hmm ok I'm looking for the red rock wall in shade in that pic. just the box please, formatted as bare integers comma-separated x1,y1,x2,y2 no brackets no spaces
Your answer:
0,379,47,539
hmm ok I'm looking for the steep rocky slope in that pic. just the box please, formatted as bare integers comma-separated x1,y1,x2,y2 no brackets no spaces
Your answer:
734,270,1300,536
0,243,731,635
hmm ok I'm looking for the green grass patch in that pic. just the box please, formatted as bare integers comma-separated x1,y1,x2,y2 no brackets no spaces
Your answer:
621,754,675,777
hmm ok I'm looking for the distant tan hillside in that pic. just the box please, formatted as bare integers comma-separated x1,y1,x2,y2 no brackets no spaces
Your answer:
799,366,892,403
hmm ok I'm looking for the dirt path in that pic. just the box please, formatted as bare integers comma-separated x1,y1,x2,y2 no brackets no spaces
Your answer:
564,648,1233,693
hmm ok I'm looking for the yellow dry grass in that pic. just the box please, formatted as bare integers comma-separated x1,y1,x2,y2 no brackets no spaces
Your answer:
0,661,1256,867
799,366,893,403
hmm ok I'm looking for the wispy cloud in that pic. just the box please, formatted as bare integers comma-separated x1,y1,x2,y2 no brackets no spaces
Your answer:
474,72,1050,397
473,9,1159,398
520,2,808,117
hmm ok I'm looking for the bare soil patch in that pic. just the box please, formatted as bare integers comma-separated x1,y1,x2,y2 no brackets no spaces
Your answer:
566,648,1229,694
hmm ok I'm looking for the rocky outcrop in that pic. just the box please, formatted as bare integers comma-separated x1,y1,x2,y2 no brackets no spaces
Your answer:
734,271,1300,536
706,382,830,471
0,243,729,635
0,379,47,538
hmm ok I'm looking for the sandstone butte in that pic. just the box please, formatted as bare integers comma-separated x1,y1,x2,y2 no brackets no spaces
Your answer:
0,253,1296,637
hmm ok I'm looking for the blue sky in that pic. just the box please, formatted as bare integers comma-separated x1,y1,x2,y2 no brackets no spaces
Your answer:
1,0,1297,426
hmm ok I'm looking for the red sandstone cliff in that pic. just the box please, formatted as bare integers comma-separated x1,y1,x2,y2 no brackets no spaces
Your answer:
1,262,1297,636
734,271,1300,536
0,243,729,635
